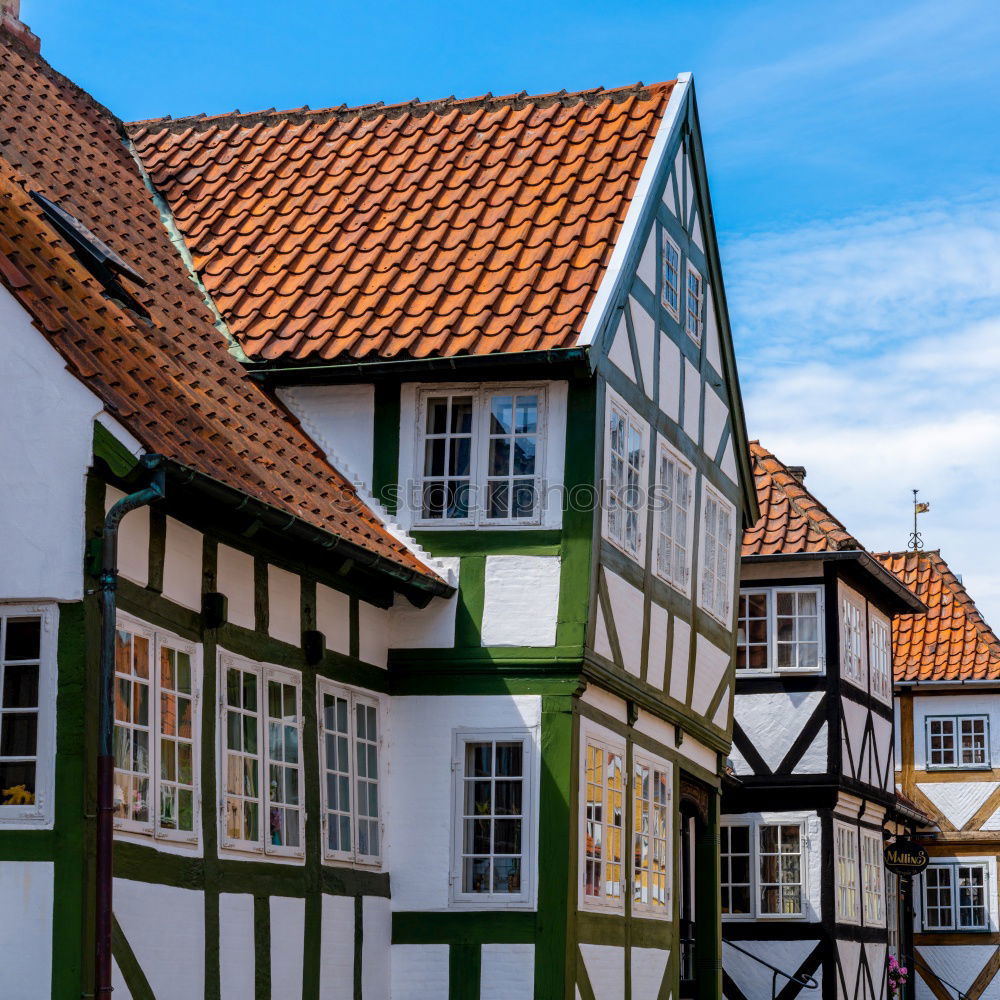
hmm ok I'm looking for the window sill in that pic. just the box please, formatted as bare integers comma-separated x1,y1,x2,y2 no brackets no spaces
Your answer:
925,765,993,773
449,897,535,911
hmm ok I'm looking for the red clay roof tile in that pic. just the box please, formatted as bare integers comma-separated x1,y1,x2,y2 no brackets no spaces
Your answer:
127,82,676,362
0,34,440,588
876,551,1000,683
742,442,863,556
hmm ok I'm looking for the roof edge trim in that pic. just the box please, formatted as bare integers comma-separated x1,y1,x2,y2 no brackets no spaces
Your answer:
576,73,690,351
124,135,250,364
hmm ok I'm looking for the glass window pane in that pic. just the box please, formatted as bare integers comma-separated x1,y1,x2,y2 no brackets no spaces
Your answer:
4,618,40,661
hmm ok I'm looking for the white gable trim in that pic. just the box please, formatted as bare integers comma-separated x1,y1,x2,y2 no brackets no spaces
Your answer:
577,73,692,349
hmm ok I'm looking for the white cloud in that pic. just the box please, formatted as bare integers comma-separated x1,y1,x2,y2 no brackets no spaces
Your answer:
725,191,1000,624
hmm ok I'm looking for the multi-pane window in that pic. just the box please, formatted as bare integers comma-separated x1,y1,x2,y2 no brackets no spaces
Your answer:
835,822,859,923
685,265,704,343
220,655,303,857
721,820,805,918
841,591,866,687
454,733,532,904
584,741,625,905
700,487,735,623
927,716,990,769
113,618,197,842
887,870,899,953
924,863,989,930
0,605,57,825
862,831,885,926
417,386,544,525
654,443,693,591
721,825,752,915
633,755,672,915
318,682,381,865
581,732,672,919
606,399,646,558
662,234,681,318
869,614,892,703
736,588,825,672
759,824,803,915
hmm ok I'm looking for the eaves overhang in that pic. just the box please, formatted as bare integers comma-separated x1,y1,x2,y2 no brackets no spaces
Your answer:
741,550,927,616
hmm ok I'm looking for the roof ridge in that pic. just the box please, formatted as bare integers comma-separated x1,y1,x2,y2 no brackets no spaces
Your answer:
879,550,1000,656
751,442,860,550
126,80,674,137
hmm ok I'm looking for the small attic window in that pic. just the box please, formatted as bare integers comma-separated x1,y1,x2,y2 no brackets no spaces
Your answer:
30,191,151,321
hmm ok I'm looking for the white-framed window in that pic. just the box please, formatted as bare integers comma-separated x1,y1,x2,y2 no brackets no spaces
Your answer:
887,870,899,953
0,604,58,828
926,715,990,769
685,264,704,343
317,680,382,866
604,393,647,559
653,441,693,593
582,732,626,911
415,385,546,526
861,830,886,926
736,587,825,673
699,485,735,625
632,751,673,918
923,863,989,931
835,821,859,924
840,587,867,689
452,729,534,907
720,824,752,915
219,653,303,858
721,818,806,918
113,615,199,843
661,233,681,319
869,612,892,704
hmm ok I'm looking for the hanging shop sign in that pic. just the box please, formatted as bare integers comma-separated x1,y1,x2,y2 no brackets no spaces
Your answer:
884,838,929,876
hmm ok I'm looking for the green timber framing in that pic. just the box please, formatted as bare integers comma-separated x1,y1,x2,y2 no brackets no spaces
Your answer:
245,78,757,1000
75,425,450,999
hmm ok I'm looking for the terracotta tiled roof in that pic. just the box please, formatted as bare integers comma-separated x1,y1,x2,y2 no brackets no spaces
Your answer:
742,442,862,556
0,34,441,588
126,82,676,362
876,550,1000,683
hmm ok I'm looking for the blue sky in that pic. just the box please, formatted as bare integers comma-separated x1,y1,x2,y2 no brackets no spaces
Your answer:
27,0,1000,619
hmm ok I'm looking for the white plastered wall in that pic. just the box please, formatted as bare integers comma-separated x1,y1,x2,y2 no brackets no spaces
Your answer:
385,694,542,911
0,288,104,601
0,861,53,999
276,383,376,491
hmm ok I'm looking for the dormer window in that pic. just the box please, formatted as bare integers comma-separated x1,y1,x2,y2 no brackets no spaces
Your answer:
415,385,545,526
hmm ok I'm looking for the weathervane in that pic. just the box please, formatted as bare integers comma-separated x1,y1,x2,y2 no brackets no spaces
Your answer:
908,489,930,551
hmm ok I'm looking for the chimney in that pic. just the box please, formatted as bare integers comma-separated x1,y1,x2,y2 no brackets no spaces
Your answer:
1,1,40,52
786,465,807,484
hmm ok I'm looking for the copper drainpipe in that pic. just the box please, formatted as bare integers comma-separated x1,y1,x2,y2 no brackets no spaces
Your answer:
95,455,165,995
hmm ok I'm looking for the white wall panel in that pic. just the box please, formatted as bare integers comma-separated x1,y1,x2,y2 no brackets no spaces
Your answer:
669,617,691,704
682,359,700,443
217,544,255,630
579,943,624,1000
389,557,460,649
277,383,375,490
482,556,560,647
271,896,305,1000
268,564,301,646
106,486,150,588
481,943,535,1000
359,601,389,666
734,690,824,772
390,944,449,1000
320,894,355,1000
604,569,644,675
317,582,351,656
113,879,204,999
647,602,668,690
629,295,655,394
690,634,730,716
0,861,53,999
658,334,681,422
724,940,819,1000
631,946,669,999
218,893,255,1000
162,516,202,610
363,897,392,1000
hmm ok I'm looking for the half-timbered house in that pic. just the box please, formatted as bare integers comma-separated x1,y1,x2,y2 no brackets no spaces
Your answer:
879,550,1000,1000
722,446,924,1000
0,6,757,999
